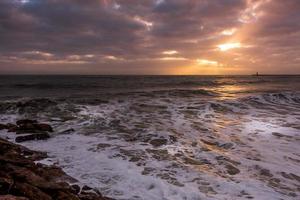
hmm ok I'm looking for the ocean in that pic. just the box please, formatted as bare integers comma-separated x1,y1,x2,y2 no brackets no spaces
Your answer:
0,75,300,200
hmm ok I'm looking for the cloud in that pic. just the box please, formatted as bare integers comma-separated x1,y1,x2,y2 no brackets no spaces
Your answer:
0,0,299,74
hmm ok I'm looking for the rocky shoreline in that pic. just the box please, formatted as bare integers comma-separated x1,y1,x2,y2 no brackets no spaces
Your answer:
0,120,113,200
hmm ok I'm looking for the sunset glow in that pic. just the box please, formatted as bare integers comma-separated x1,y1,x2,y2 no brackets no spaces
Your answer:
197,59,219,66
218,43,242,51
0,0,299,75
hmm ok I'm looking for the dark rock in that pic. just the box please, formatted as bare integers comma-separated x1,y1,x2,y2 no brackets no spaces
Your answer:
59,128,75,134
34,123,53,132
272,132,292,138
184,157,207,165
11,182,52,200
169,135,177,143
16,123,37,134
15,133,50,143
150,138,168,147
53,191,80,200
82,185,93,191
260,169,273,177
0,195,29,200
0,138,112,200
7,124,18,132
16,120,38,126
0,176,13,195
0,124,8,130
71,184,81,194
219,143,234,149
14,120,54,134
201,139,219,146
225,164,240,175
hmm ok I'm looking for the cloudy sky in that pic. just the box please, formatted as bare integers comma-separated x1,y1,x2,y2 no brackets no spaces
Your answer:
0,0,299,74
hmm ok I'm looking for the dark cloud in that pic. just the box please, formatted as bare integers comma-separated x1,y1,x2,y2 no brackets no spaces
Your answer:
0,0,299,74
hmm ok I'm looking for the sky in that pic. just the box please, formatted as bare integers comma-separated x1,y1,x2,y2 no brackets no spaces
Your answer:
0,0,299,75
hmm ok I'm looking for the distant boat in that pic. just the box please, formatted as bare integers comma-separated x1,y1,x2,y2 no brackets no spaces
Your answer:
252,72,259,76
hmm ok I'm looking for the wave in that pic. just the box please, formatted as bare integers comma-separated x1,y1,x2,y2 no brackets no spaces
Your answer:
243,92,300,106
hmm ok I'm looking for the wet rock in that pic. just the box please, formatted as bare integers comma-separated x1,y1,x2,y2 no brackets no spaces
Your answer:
142,167,156,175
191,142,197,147
198,185,217,195
34,123,53,132
0,195,29,200
184,157,208,165
7,124,18,132
201,139,219,146
16,120,38,126
82,185,93,191
216,156,241,166
0,138,112,200
281,172,300,182
14,120,53,134
15,133,50,143
225,164,240,175
11,182,52,200
260,169,273,177
71,184,81,194
149,138,168,147
169,135,177,143
218,143,234,149
16,123,37,134
0,176,13,195
58,128,75,134
272,132,292,139
0,123,8,130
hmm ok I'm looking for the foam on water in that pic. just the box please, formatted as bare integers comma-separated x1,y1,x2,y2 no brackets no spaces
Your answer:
1,76,300,200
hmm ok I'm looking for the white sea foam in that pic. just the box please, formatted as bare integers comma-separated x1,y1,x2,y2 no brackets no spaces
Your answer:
0,91,300,200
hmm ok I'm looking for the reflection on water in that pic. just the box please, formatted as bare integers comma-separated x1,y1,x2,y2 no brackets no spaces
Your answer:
0,75,300,200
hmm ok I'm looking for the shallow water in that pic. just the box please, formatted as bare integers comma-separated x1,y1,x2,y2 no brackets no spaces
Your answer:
0,75,300,200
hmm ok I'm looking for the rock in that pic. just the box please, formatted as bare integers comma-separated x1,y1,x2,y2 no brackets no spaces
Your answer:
16,123,37,134
58,128,75,134
0,177,13,195
82,185,93,191
0,124,8,130
71,184,81,194
216,156,241,166
34,123,53,132
15,133,50,143
150,138,168,147
0,138,112,200
219,143,234,149
11,182,52,200
53,191,80,200
0,195,29,200
184,157,207,165
6,124,18,132
272,132,292,138
201,139,219,146
15,120,54,134
169,135,177,143
260,169,273,177
16,120,38,126
225,164,240,175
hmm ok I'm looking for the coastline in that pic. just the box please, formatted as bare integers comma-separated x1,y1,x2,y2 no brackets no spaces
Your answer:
0,137,113,200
